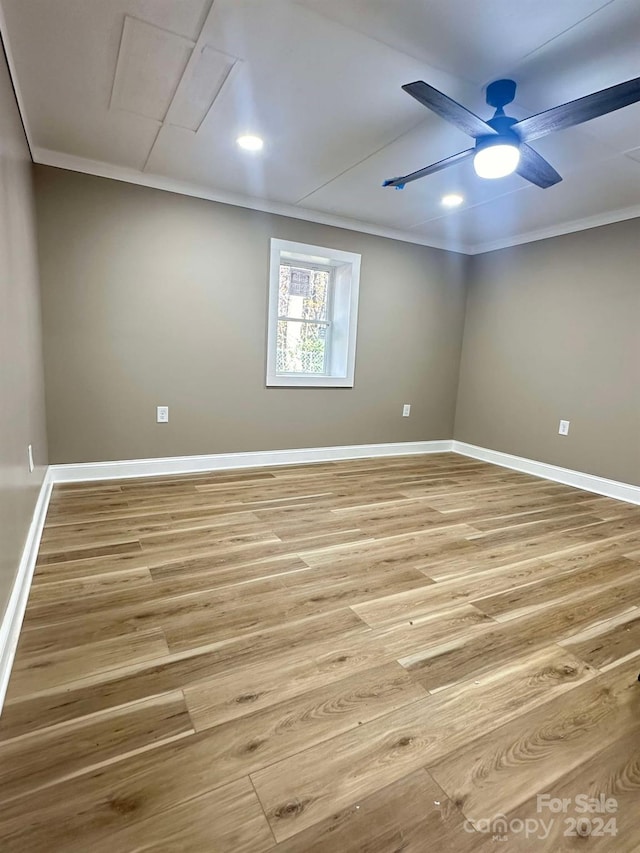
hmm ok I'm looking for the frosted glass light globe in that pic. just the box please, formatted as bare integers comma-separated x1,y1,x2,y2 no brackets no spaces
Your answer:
474,143,520,179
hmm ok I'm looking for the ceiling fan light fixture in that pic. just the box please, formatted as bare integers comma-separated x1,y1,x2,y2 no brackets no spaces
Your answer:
473,141,520,179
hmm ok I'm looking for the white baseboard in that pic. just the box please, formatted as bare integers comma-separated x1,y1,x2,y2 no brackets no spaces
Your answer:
0,469,53,712
48,439,640,505
49,440,454,483
453,441,640,505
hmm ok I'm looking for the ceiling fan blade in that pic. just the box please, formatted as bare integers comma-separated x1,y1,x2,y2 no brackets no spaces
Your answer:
383,148,474,188
516,144,562,188
513,76,640,142
402,81,497,139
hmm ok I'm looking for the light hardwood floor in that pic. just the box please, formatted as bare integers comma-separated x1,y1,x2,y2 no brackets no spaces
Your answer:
1,453,639,851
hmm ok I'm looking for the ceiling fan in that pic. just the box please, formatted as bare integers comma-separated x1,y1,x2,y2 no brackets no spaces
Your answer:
383,76,640,190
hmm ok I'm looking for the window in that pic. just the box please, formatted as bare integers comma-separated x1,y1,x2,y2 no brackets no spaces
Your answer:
266,239,361,387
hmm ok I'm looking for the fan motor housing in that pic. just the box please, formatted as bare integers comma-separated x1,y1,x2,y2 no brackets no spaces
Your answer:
475,113,520,155
486,114,519,135
486,79,517,110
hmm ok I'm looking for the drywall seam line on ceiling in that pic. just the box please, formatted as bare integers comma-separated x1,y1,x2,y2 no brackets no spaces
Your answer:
505,0,617,70
408,181,532,231
33,146,640,255
108,15,197,118
33,146,472,254
165,50,241,134
293,0,479,89
293,116,428,206
140,0,222,174
193,0,217,40
142,124,164,173
143,56,243,173
0,2,34,160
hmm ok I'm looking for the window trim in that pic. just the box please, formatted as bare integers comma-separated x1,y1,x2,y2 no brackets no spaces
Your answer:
266,238,361,388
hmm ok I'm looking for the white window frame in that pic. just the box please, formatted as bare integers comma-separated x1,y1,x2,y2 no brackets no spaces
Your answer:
266,238,361,388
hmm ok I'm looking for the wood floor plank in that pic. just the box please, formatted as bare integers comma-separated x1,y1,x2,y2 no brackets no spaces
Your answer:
269,770,481,853
28,567,153,602
251,646,595,841
35,539,143,566
473,556,639,621
399,589,639,692
558,607,640,670
25,548,153,583
427,518,640,582
5,627,169,699
185,663,428,783
90,778,275,853
183,628,388,727
502,729,640,852
369,603,493,659
299,525,479,573
427,656,640,825
38,513,174,547
0,691,193,803
464,724,640,852
353,556,574,627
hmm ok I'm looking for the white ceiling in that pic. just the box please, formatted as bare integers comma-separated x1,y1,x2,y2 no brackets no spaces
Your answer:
2,0,640,253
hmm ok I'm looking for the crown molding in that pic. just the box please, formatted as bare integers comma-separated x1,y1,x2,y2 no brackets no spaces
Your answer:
34,147,640,259
32,147,474,255
469,203,640,255
0,0,35,158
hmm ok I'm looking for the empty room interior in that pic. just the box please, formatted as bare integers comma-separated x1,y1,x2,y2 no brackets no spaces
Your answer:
2,1,640,850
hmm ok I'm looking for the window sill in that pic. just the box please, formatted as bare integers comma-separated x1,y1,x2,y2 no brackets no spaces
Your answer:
266,374,354,388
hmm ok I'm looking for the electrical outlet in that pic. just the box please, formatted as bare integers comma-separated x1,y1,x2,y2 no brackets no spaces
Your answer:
27,444,34,473
402,404,411,417
157,406,169,423
558,419,570,436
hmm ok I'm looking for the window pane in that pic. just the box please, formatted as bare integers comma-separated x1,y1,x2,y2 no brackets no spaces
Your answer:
276,319,328,374
278,265,330,320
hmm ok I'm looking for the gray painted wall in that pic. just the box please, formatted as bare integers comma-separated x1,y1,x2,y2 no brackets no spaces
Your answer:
455,220,640,486
32,165,640,488
0,50,48,621
35,166,468,464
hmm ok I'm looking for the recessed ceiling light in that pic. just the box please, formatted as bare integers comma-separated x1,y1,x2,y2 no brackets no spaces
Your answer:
441,193,464,207
237,134,264,152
